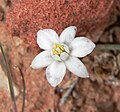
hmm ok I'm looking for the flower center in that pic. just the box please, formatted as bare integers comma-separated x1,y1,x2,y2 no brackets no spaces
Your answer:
52,44,65,55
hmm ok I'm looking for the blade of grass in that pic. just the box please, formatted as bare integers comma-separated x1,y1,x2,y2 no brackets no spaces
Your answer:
0,42,17,112
17,67,26,112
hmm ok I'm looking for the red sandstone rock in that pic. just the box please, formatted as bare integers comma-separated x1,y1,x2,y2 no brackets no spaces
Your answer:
6,0,115,46
0,22,55,112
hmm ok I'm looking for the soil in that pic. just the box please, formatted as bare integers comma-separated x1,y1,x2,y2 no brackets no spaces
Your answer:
0,0,120,112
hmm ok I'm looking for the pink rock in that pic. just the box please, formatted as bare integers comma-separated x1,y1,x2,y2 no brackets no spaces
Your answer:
6,0,115,46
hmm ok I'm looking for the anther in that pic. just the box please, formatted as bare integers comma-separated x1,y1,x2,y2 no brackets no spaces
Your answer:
52,44,65,55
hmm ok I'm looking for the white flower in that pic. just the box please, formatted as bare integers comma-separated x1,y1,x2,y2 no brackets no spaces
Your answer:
31,26,95,87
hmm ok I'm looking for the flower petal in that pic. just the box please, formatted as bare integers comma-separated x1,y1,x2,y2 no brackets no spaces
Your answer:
37,29,59,50
31,51,53,69
65,56,89,78
60,26,77,45
69,37,95,57
46,61,66,87
60,52,69,61
51,51,62,61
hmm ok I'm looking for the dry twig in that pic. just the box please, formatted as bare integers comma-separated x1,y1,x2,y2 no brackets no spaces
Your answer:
59,78,79,106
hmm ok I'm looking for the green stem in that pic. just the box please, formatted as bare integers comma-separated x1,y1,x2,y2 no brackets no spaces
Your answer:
18,67,26,112
0,42,17,112
95,44,120,51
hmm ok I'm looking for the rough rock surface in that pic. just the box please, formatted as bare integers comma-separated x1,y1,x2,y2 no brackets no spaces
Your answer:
0,0,120,112
0,23,56,112
6,0,115,46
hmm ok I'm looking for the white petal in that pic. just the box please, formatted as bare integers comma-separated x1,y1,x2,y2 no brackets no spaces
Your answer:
51,52,62,61
60,26,77,45
61,44,70,53
60,52,69,61
46,61,66,87
37,29,59,50
69,37,95,57
65,56,89,78
31,51,53,69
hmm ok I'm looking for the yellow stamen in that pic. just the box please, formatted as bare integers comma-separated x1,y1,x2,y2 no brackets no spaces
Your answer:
53,45,57,49
53,51,58,55
60,46,64,51
52,44,65,55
